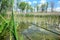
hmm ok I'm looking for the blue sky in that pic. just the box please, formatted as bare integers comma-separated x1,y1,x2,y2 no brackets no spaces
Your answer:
17,0,60,7
14,0,60,11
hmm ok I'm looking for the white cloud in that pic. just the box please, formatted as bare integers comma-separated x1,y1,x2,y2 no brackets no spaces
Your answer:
22,0,28,2
33,1,37,4
47,7,60,12
57,1,60,4
47,8,51,12
28,1,32,5
55,7,60,12
38,4,42,7
22,0,26,1
40,0,46,4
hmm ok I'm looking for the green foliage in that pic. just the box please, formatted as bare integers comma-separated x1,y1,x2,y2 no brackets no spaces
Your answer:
30,7,33,12
0,12,19,40
0,0,19,39
27,5,33,12
41,2,48,12
35,4,39,12
0,0,20,40
0,14,9,40
20,35,24,40
18,2,27,12
0,0,14,16
18,2,33,13
19,14,24,17
36,6,39,12
25,14,34,17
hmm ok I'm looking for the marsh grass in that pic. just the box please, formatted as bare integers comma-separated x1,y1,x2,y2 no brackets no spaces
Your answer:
0,12,60,40
0,11,23,40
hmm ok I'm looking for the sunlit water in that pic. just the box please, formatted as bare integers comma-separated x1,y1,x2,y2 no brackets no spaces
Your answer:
22,25,60,40
14,16,60,40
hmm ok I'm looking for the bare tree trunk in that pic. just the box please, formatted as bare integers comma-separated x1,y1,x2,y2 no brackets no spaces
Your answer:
51,1,54,12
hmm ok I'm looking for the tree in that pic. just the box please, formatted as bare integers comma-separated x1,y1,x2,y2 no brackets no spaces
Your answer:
26,3,30,13
18,2,27,12
36,4,39,12
45,2,48,13
40,2,48,13
26,4,33,13
0,0,8,14
18,2,32,13
30,6,33,12
50,1,54,12
41,4,45,12
0,0,13,16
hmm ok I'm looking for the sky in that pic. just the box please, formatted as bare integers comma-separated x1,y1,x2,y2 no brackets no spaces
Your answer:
14,0,60,11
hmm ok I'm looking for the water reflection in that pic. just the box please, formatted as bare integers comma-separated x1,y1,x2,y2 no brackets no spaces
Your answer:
15,16,60,40
22,24,60,40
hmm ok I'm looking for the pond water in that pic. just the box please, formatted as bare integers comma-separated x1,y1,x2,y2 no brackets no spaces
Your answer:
15,16,59,24
15,16,60,40
21,25,60,40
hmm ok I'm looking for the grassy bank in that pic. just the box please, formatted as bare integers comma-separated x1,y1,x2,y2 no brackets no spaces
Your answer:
0,13,60,40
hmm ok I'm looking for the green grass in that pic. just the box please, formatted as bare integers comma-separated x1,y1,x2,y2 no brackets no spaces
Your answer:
0,11,20,40
0,13,60,40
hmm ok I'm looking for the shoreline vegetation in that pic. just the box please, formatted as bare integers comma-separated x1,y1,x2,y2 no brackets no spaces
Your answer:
0,12,60,40
0,0,60,40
